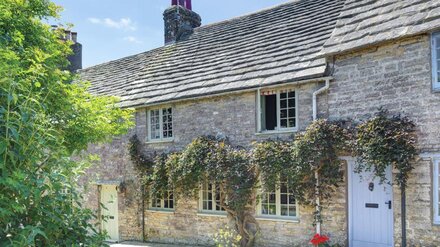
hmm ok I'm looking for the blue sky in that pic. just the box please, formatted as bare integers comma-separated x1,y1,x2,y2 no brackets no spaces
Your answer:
52,0,290,68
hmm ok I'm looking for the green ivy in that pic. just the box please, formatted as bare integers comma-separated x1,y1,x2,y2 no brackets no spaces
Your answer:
356,109,417,187
129,114,418,245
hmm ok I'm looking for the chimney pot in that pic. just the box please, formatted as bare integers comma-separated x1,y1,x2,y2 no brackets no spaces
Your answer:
71,32,78,43
163,2,201,45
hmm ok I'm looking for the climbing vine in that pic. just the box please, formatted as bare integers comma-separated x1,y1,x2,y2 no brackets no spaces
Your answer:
355,109,417,186
253,119,350,227
128,111,418,246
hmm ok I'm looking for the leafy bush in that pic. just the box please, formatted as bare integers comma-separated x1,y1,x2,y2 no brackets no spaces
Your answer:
0,0,133,245
214,225,242,247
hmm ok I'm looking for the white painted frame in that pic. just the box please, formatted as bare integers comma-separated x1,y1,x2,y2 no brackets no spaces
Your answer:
149,190,174,212
146,106,174,142
345,157,394,247
434,158,440,224
198,182,227,215
256,88,299,133
432,32,440,90
256,185,299,221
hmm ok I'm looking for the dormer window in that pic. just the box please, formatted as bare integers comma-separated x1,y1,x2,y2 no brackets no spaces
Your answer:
147,107,173,141
257,88,298,133
432,32,440,90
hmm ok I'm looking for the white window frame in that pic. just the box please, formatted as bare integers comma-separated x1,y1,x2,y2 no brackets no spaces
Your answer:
198,182,227,215
257,88,299,133
432,32,440,90
149,190,174,212
256,182,299,221
434,159,440,224
147,106,174,142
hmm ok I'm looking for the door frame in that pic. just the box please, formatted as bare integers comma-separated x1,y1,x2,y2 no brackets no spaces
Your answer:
99,184,120,242
346,157,394,247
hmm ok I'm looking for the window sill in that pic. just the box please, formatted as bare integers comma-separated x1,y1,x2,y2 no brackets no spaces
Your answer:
146,209,174,214
197,212,227,218
255,129,298,136
145,139,174,144
256,216,300,223
434,220,440,226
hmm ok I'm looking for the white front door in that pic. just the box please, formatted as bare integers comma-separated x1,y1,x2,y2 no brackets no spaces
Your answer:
100,185,119,242
348,160,393,247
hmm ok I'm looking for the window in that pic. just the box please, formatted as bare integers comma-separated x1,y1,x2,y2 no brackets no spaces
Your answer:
147,107,173,141
150,190,174,211
257,181,298,219
199,182,226,214
258,89,297,132
434,159,440,224
433,32,440,90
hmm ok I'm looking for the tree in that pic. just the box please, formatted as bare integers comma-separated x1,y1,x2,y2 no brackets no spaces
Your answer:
0,0,133,245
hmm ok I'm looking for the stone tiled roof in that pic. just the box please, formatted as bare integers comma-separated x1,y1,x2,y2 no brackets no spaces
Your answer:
321,0,440,57
79,0,345,108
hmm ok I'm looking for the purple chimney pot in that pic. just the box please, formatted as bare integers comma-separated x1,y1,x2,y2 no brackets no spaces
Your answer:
171,0,192,10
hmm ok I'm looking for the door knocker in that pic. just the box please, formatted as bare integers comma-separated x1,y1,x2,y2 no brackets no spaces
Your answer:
368,182,374,192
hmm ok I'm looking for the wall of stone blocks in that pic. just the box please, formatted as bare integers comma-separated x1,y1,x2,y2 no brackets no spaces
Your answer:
80,82,348,246
328,34,440,246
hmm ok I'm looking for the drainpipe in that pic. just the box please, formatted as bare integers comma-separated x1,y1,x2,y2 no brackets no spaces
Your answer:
312,78,330,121
312,78,330,235
401,184,407,247
142,184,145,242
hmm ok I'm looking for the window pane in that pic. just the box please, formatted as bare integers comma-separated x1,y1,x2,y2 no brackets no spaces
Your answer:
288,118,296,128
162,108,173,139
280,92,287,99
269,193,276,203
150,110,160,140
281,194,287,204
289,206,296,217
280,99,287,109
281,205,288,216
268,204,276,215
278,90,296,129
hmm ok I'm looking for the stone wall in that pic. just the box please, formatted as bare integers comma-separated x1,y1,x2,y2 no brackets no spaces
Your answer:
80,34,440,247
80,82,348,246
328,34,440,246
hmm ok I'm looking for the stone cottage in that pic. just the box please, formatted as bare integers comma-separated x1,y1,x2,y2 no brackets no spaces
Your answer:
78,0,440,246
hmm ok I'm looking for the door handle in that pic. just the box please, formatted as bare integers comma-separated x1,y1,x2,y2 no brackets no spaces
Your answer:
385,200,392,209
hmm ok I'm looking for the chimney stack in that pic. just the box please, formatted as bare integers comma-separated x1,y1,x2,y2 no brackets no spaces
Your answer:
164,0,201,45
61,29,82,72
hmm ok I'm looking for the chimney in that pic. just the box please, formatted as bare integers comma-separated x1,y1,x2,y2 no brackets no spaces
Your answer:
164,0,201,45
64,30,82,72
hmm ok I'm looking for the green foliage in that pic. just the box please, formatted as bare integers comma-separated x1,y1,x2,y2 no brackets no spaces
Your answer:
253,120,350,225
0,0,133,245
356,109,417,186
252,140,294,191
292,119,349,206
214,225,242,247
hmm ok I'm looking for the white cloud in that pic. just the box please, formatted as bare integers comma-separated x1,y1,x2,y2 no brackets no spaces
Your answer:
88,17,137,31
123,36,143,44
